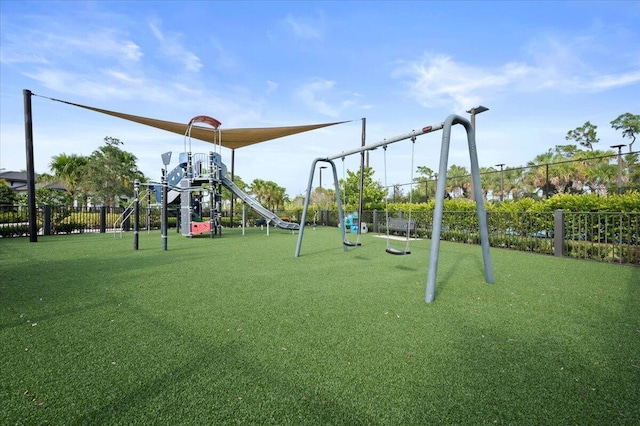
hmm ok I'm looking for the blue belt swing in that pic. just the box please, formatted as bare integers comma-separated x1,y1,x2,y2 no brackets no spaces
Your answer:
341,157,361,247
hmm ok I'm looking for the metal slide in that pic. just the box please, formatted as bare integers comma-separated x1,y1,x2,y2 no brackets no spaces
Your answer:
221,176,300,230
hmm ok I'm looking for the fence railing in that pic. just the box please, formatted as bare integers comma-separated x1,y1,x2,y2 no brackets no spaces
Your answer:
1,205,637,266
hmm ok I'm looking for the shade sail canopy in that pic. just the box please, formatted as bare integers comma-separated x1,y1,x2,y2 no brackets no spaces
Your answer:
48,97,348,150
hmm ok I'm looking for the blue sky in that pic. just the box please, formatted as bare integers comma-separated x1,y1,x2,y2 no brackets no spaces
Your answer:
1,1,639,197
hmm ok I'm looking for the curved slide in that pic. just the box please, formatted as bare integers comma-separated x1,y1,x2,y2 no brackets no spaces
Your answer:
221,176,299,230
156,162,299,230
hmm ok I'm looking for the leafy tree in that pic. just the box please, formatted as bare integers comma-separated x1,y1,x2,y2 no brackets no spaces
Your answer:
566,121,599,151
340,166,385,210
413,166,436,203
446,164,470,198
310,187,336,209
502,167,524,200
572,150,615,195
523,150,558,198
84,137,145,208
249,179,288,211
610,112,640,191
48,153,89,199
610,112,640,153
263,181,288,211
479,166,498,200
249,179,267,204
0,179,16,205
15,187,74,207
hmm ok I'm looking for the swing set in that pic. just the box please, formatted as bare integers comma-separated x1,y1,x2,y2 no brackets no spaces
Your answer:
295,114,494,303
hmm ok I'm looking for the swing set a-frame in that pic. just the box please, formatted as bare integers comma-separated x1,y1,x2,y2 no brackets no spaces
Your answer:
295,114,494,303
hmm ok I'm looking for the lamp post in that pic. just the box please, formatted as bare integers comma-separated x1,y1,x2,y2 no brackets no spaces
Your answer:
160,152,172,251
466,105,489,129
466,106,489,202
495,163,505,201
319,166,327,189
610,144,626,195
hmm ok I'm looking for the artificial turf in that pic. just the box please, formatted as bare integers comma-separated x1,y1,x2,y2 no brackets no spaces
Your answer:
1,227,639,425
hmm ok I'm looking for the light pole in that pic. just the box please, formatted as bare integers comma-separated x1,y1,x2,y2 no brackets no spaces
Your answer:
495,163,505,201
466,106,489,202
610,144,626,195
466,105,489,129
319,166,327,189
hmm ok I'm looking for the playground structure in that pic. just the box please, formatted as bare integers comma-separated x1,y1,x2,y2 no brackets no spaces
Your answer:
295,114,494,303
155,151,300,237
145,115,299,241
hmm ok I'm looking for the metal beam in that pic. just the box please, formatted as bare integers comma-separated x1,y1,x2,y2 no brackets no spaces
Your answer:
324,122,444,161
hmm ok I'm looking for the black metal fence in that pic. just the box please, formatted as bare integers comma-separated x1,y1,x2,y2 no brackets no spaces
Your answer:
1,205,638,266
315,209,639,266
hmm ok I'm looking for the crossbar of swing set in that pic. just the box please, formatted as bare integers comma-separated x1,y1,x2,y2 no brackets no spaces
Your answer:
323,122,445,162
295,121,446,258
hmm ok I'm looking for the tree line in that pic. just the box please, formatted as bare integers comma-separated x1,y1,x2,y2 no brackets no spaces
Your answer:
308,112,639,211
0,136,290,212
1,113,637,211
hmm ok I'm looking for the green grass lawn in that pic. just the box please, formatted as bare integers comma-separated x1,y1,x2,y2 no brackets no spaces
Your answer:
1,227,639,425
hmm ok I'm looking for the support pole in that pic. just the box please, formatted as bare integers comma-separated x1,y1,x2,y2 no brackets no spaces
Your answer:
295,158,345,257
425,114,493,303
230,149,235,227
23,89,37,242
133,179,140,250
357,117,365,240
161,168,168,250
242,203,246,236
209,152,215,238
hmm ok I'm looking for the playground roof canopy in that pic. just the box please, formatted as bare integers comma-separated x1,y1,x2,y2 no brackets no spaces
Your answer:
49,97,348,150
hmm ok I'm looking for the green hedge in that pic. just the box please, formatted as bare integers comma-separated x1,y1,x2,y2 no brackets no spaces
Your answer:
0,224,29,238
384,191,640,214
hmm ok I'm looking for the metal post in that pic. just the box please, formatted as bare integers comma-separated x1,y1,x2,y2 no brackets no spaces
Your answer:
230,149,235,227
209,152,215,238
133,179,140,250
553,209,564,257
296,159,344,257
242,203,246,236
146,189,151,233
610,144,625,195
545,164,549,199
161,168,168,250
496,163,505,201
426,114,493,303
23,89,37,242
358,117,366,239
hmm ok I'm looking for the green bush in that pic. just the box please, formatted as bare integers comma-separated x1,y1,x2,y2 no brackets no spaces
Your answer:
0,224,29,238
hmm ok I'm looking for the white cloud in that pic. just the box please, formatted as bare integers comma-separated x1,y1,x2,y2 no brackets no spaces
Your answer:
395,45,640,111
266,80,279,94
295,78,360,118
283,13,324,40
394,54,531,111
149,22,202,73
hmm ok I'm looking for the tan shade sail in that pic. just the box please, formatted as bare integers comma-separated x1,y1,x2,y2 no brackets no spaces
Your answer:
49,97,348,150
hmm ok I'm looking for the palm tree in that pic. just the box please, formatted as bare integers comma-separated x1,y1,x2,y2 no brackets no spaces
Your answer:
446,165,470,198
249,179,267,204
479,166,498,201
523,150,556,198
575,150,616,195
48,153,88,199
